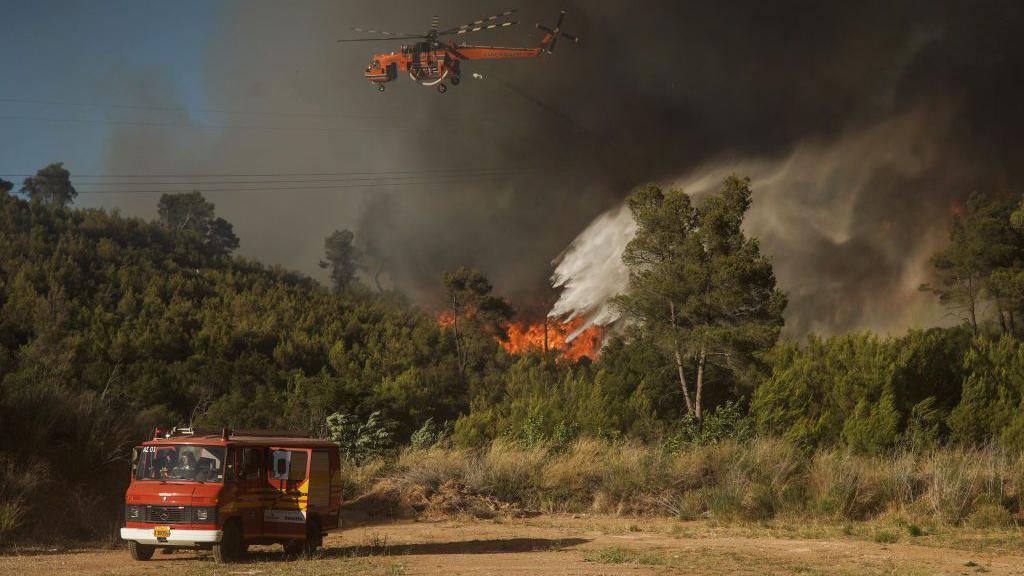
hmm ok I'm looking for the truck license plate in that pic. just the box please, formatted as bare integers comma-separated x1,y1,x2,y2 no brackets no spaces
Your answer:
153,526,171,538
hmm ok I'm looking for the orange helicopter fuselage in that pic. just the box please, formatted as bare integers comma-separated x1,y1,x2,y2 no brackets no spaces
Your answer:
364,37,550,87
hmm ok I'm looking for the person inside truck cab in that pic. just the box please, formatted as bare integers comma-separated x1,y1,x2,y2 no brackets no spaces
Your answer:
176,451,197,479
156,450,177,479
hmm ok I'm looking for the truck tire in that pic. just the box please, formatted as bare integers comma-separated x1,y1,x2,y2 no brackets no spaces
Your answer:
213,521,244,563
284,517,322,558
128,540,155,561
308,516,323,550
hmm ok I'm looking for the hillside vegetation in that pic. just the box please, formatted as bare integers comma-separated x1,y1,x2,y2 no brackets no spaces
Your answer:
2,167,1024,543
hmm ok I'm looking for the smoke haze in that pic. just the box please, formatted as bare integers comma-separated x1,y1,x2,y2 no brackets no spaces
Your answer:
87,1,1024,333
552,104,964,334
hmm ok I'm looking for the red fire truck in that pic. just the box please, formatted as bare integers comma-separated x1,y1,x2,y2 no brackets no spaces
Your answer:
120,427,342,562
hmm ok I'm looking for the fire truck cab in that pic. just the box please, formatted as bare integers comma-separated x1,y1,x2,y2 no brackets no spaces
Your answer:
120,428,342,562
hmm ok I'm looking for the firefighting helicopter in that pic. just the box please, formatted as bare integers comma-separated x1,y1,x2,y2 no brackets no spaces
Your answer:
338,9,578,93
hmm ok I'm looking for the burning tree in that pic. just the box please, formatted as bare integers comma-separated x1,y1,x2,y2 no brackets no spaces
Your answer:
613,176,787,430
442,267,514,373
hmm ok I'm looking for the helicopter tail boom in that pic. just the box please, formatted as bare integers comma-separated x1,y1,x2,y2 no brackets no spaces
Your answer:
453,11,577,61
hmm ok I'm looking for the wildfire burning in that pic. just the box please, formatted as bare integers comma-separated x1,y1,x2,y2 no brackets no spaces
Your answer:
502,317,603,361
436,312,603,361
437,310,456,328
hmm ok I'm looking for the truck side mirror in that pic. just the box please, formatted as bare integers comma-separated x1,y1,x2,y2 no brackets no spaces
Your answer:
131,447,140,476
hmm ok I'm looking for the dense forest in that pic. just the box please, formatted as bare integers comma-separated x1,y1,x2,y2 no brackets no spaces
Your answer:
2,164,1024,542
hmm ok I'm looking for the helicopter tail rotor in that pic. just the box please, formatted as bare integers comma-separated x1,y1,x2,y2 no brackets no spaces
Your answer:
537,11,579,53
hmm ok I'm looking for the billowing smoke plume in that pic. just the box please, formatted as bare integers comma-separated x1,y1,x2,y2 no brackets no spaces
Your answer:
88,0,1024,334
551,105,962,335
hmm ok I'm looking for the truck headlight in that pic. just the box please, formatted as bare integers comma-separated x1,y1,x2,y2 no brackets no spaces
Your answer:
193,507,215,522
126,505,142,520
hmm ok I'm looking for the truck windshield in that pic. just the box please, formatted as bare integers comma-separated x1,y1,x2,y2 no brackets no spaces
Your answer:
135,445,226,483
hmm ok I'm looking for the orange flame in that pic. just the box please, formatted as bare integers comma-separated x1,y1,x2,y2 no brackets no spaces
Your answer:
502,317,603,361
436,311,602,361
436,310,456,328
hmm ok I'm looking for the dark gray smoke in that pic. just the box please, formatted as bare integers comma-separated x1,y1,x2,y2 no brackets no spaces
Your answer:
97,0,1024,332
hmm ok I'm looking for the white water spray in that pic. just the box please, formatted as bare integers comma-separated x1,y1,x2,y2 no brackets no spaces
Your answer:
547,106,956,336
548,204,635,340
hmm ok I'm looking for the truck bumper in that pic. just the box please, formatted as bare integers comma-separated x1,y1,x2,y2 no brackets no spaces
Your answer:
120,527,222,546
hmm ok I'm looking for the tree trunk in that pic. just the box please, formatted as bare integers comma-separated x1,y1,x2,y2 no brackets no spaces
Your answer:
543,318,549,355
694,347,706,431
450,296,465,374
673,346,694,416
967,275,979,336
669,301,694,417
373,263,384,293
1010,310,1017,338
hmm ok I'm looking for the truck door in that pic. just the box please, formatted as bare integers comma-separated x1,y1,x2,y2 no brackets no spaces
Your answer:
308,450,330,516
234,447,265,539
265,448,309,539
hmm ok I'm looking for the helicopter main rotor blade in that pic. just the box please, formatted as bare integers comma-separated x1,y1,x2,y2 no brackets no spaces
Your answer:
348,26,417,37
560,32,579,43
445,21,517,36
337,35,425,43
438,9,517,35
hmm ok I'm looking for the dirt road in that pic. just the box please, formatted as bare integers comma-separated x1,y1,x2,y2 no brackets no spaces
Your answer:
3,516,1023,575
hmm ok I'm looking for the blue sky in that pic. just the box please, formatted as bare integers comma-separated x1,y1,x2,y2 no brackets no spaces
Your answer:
0,0,547,284
0,1,215,192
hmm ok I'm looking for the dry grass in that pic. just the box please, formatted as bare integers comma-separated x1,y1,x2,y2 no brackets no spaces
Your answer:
351,438,1024,528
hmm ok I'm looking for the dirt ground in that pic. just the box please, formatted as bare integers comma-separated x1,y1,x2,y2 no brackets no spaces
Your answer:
3,515,1023,576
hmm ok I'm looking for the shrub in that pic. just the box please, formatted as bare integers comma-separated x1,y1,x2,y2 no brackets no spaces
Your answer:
336,437,1024,529
966,503,1013,528
751,329,972,452
476,440,547,504
948,338,1024,448
339,456,391,501
539,439,606,510
409,418,452,450
920,447,1003,525
873,530,899,543
584,546,668,566
594,442,670,514
722,439,805,520
666,400,752,448
808,450,890,520
327,411,394,463
394,446,473,492
0,500,25,545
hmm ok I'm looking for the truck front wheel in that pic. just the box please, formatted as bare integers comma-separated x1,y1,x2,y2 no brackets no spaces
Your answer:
128,540,155,561
213,521,245,563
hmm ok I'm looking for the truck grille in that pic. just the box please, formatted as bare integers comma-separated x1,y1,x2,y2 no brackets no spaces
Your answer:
143,505,190,524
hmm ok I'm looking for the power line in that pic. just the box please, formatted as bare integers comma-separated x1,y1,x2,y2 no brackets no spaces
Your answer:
0,113,443,134
0,167,530,180
33,174,521,187
0,95,398,121
0,94,507,129
69,174,521,195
